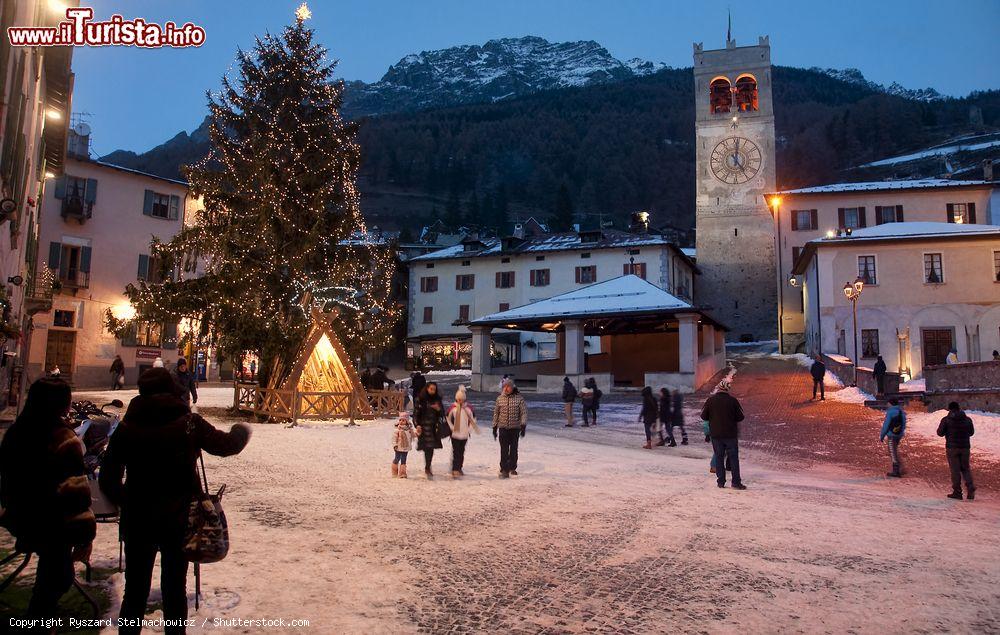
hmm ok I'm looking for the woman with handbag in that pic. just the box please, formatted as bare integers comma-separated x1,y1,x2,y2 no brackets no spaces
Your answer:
100,368,250,634
413,382,445,479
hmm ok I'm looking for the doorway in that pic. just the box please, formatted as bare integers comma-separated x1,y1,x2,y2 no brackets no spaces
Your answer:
921,328,953,367
45,330,76,380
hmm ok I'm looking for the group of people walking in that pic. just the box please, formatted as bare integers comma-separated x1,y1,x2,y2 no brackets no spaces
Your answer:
0,368,249,630
396,377,528,480
638,386,688,449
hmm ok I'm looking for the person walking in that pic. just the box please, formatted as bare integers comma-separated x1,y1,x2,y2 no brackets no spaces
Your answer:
110,355,125,390
671,389,688,445
410,370,426,403
879,397,906,478
446,385,478,477
414,382,444,478
873,355,888,396
639,387,658,449
492,378,527,478
658,388,675,447
700,380,746,489
172,357,198,406
391,412,414,478
562,376,578,427
579,381,594,427
99,368,250,635
249,359,257,382
582,377,602,426
0,378,96,621
810,357,826,400
937,401,975,500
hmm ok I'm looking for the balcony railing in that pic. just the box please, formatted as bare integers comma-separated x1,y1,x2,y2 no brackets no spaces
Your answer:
25,267,55,315
60,196,94,222
58,269,90,290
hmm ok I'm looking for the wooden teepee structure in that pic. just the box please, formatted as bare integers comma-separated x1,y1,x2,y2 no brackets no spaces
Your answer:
279,308,371,417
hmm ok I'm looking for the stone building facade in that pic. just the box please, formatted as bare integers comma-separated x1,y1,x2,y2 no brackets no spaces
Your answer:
693,36,777,342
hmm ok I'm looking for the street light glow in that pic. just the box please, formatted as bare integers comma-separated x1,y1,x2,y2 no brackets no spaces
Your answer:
45,109,61,121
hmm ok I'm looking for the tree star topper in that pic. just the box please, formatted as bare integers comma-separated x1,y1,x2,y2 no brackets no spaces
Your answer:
295,2,312,22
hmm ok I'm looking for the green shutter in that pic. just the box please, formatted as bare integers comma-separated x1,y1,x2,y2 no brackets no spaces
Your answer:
84,178,98,204
47,241,61,268
946,203,954,223
80,246,92,273
143,189,154,216
168,195,180,220
53,175,66,199
968,202,977,224
137,254,150,280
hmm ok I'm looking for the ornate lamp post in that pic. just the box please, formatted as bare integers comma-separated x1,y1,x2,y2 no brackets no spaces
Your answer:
843,277,865,385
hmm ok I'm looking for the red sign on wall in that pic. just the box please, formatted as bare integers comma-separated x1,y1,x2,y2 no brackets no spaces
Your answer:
135,348,161,361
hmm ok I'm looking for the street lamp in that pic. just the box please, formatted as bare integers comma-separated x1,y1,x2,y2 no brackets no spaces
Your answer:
843,276,865,385
768,195,784,352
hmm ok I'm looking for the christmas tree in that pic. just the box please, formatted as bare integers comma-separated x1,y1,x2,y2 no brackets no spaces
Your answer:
107,4,399,389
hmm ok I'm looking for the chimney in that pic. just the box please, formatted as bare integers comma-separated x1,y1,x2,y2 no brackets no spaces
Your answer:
66,122,92,160
984,159,995,182
513,223,525,239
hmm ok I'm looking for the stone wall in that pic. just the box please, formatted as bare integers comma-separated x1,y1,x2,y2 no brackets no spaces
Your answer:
855,367,901,396
923,361,1000,413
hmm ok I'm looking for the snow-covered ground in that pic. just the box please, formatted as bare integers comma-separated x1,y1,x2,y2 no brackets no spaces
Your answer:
57,384,1000,633
900,377,926,392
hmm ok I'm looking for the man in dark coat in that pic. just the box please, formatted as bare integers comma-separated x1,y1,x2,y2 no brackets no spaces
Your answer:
937,401,976,500
873,356,888,396
561,377,577,427
671,389,688,444
810,358,826,400
700,380,746,489
410,370,426,400
172,357,198,405
100,368,250,633
110,355,125,390
0,378,96,619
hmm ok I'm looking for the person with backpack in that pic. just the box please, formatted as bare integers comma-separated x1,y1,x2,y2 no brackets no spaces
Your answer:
446,385,478,478
562,377,578,427
492,378,527,478
700,380,746,489
810,357,826,400
937,401,976,500
413,382,445,478
658,388,675,447
879,397,906,478
873,356,888,396
639,387,658,449
0,378,96,620
99,368,251,633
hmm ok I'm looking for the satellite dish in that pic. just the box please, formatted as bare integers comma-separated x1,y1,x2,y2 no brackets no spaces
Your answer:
73,122,91,136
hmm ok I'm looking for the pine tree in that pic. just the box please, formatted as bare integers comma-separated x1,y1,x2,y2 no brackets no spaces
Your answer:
551,182,575,231
464,189,481,228
444,187,463,228
106,7,398,389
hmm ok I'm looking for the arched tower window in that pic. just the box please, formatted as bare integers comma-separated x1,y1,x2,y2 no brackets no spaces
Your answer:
736,75,759,112
710,77,732,114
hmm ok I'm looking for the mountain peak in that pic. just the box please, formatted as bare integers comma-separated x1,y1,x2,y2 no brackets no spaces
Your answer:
346,35,666,117
814,67,944,102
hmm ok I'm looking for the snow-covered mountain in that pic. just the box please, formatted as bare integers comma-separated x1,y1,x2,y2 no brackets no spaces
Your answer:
341,36,669,117
814,67,943,102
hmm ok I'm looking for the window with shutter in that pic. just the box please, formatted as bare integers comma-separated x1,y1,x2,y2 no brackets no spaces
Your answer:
968,202,977,224
80,246,92,273
47,241,62,269
422,307,433,324
458,305,470,322
576,266,596,284
168,195,180,220
810,209,818,229
858,207,867,228
137,254,150,281
143,189,155,216
499,303,509,312
497,271,515,288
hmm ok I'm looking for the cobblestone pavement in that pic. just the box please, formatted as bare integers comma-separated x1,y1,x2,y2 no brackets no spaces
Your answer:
443,354,998,495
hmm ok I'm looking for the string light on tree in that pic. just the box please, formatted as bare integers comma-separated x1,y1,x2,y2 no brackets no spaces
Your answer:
295,2,311,22
105,8,400,390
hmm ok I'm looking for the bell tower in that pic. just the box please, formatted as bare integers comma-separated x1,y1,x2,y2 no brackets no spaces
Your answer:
693,35,776,342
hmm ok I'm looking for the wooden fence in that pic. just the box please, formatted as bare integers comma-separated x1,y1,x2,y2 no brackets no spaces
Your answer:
234,382,406,424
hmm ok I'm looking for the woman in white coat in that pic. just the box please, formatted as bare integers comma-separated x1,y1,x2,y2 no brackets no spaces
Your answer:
446,385,479,478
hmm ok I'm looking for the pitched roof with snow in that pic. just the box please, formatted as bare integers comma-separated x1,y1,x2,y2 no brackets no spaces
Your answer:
409,228,677,262
471,274,693,325
791,222,1000,274
773,179,993,196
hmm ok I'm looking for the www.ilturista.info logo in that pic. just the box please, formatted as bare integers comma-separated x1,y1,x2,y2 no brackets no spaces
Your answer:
7,7,205,48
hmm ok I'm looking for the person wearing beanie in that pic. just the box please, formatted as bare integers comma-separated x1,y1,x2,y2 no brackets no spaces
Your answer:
700,379,746,490
172,357,198,405
100,367,251,631
152,357,164,369
492,378,527,478
446,385,479,477
937,401,976,500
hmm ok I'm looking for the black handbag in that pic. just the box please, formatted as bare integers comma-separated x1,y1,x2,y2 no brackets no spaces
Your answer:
437,411,452,439
183,416,229,563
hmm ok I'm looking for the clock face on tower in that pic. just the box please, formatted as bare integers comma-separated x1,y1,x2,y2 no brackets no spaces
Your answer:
710,136,763,185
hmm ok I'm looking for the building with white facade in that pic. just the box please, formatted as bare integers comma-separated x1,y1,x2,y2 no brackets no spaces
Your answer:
0,0,76,406
771,178,999,353
405,226,698,371
26,130,202,387
792,222,1000,379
